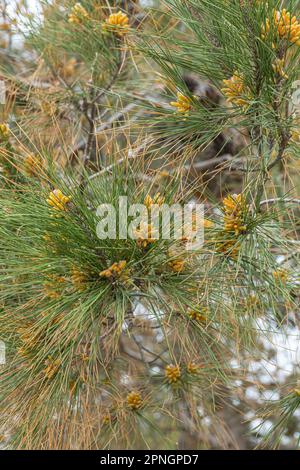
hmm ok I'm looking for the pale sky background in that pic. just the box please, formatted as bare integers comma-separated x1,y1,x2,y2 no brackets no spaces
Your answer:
2,0,300,443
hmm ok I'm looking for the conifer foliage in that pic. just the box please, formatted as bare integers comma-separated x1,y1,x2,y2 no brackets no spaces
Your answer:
0,0,299,449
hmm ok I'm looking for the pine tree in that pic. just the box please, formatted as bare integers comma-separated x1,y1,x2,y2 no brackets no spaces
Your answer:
0,0,300,450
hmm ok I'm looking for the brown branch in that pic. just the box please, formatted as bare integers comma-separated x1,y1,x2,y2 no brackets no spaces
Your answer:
88,136,153,181
260,198,300,207
90,47,127,105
